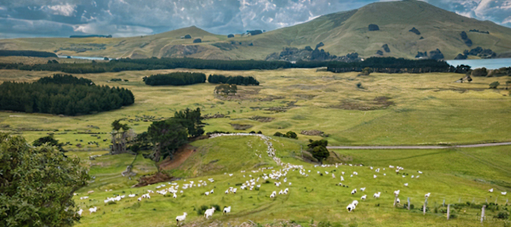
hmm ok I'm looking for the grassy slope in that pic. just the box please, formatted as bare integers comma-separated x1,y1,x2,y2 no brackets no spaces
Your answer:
2,1,511,60
70,136,511,226
0,68,510,149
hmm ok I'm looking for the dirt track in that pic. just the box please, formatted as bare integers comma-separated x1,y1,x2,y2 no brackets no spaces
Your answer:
327,142,511,150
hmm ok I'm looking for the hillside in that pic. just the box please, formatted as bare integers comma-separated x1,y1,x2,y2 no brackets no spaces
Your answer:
1,0,511,60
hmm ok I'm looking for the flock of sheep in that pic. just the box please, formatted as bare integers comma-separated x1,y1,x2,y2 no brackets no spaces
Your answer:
76,133,508,225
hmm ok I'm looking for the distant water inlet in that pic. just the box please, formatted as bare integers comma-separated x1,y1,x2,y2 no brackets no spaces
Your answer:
446,58,511,70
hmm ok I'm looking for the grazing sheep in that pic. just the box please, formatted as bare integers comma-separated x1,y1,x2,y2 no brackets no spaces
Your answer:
373,175,377,179
404,183,408,187
204,207,216,219
205,192,209,196
489,188,494,193
415,175,419,179
361,195,367,200
425,193,431,198
233,188,237,194
210,189,214,194
394,190,400,197
351,189,357,195
176,212,187,225
346,204,356,212
173,193,177,198
341,176,344,181
89,207,98,214
360,187,366,192
225,189,229,194
80,196,89,200
352,200,359,206
502,192,507,195
87,190,94,194
77,209,83,216
396,198,400,204
418,171,423,174
373,192,381,198
223,206,231,214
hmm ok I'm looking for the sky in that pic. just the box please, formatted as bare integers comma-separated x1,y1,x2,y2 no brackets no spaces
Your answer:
0,0,510,39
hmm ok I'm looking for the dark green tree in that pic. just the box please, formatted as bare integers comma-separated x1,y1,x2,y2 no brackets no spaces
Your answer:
173,108,205,138
32,134,65,152
147,119,188,162
0,133,89,226
489,81,500,89
285,131,298,139
307,139,330,163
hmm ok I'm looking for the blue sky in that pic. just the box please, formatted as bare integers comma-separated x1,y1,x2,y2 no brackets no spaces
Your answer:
0,0,510,39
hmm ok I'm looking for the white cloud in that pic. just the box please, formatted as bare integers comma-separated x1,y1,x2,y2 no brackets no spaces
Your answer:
455,11,472,18
503,16,511,24
42,3,76,16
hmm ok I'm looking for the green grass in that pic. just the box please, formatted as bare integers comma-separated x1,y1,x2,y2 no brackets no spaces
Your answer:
70,136,511,226
1,68,510,149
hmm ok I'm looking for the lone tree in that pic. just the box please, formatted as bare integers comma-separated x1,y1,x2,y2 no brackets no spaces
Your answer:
111,119,134,154
0,133,89,226
307,139,330,164
184,34,192,39
506,80,511,90
361,67,373,76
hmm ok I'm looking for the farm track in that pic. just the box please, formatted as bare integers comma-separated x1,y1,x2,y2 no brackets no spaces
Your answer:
327,142,511,150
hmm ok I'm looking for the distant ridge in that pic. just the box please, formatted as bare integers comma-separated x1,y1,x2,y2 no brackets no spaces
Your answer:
1,0,511,60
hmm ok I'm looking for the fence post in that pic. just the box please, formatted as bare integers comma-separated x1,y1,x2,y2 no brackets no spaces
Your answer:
481,205,486,223
423,197,428,215
443,199,445,207
447,204,450,220
407,197,410,210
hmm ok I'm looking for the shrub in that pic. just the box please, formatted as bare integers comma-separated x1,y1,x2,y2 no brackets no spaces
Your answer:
472,68,488,77
356,82,363,89
489,81,500,89
497,212,509,219
193,38,202,43
368,24,380,31
184,34,191,39
274,132,283,137
285,131,298,139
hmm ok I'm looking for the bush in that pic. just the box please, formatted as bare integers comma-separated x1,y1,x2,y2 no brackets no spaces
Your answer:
497,212,509,219
193,38,202,43
208,74,259,86
368,24,380,31
472,68,488,77
184,34,191,39
274,132,283,137
489,81,500,89
356,82,363,89
285,131,298,139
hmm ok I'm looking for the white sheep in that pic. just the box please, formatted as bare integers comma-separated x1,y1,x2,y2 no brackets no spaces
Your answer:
210,189,214,194
223,206,231,214
205,191,209,196
346,204,356,212
204,207,216,219
361,195,367,200
489,188,494,193
404,183,408,187
176,212,187,225
77,209,83,216
173,193,177,198
502,192,507,195
373,175,377,179
351,189,357,195
425,193,431,198
396,198,400,204
89,207,98,214
341,176,344,181
394,190,400,197
373,192,381,198
360,187,366,192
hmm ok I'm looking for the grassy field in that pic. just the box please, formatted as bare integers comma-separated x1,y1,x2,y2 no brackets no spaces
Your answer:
0,68,510,149
69,135,511,226
1,66,510,226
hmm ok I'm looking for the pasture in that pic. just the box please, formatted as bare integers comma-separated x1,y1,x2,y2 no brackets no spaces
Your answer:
0,68,510,149
70,135,511,226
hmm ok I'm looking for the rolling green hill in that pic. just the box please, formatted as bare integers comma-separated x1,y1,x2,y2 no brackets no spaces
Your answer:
1,0,511,60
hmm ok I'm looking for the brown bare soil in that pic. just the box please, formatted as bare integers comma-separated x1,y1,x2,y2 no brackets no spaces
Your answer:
132,172,176,187
159,144,197,171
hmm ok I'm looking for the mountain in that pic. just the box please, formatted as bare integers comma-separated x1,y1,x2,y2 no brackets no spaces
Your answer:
1,0,511,60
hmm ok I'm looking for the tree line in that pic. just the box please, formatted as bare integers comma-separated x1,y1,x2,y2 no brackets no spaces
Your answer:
0,56,466,74
143,72,206,86
0,50,58,58
208,74,259,85
327,57,452,73
0,74,134,116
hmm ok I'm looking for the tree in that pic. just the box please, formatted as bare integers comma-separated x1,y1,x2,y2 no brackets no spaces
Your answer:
0,133,89,226
111,119,132,154
33,134,65,152
307,139,330,164
361,67,372,76
506,81,511,90
471,68,488,77
173,108,205,138
489,81,500,89
285,131,298,139
147,119,188,162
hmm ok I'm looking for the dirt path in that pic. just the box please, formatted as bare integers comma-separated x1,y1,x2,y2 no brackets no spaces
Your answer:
159,144,196,170
327,142,511,150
